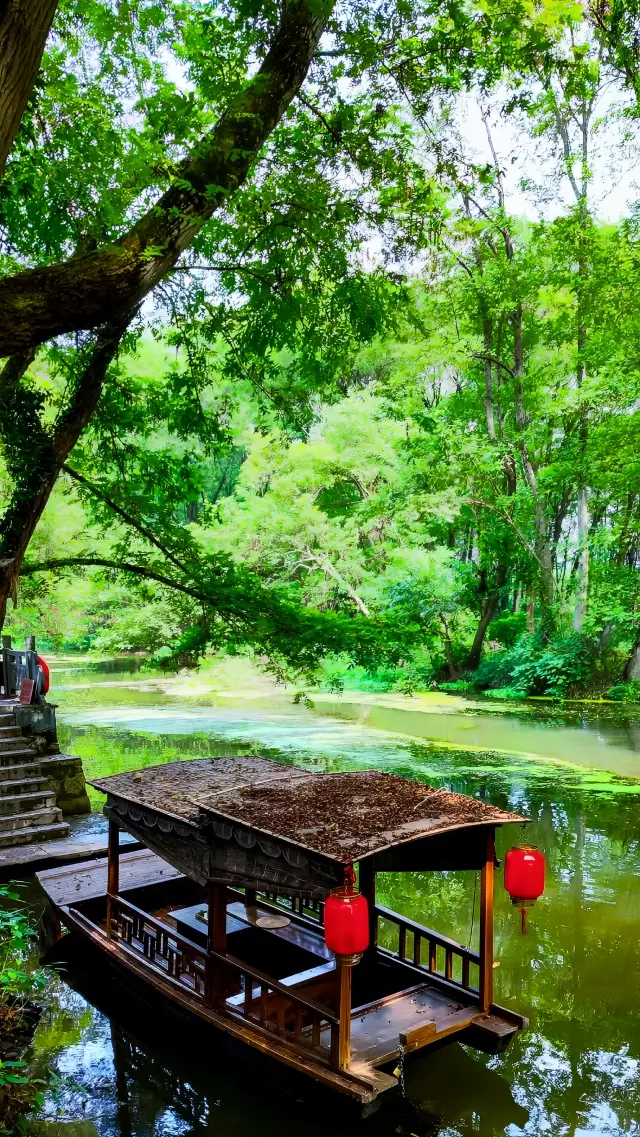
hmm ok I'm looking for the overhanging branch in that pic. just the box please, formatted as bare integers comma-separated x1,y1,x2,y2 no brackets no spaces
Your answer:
0,0,335,357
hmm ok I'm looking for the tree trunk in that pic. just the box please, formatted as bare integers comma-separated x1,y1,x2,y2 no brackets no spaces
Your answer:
0,319,128,629
513,302,554,617
0,0,334,356
623,643,640,683
572,487,589,631
466,564,507,670
0,0,59,177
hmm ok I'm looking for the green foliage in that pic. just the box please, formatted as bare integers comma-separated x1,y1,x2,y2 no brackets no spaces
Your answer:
0,885,50,1135
474,633,598,698
606,681,640,703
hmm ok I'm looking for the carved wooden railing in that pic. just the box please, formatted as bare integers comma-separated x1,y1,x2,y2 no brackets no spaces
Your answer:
215,949,340,1066
107,894,339,1065
0,635,42,700
374,904,480,995
108,895,208,997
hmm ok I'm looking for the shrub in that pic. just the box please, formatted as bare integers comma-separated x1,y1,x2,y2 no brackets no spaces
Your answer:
606,680,640,703
474,632,597,698
0,885,49,1134
486,612,528,648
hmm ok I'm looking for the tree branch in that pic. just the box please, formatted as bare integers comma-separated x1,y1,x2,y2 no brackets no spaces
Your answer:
472,351,516,380
61,463,190,576
0,0,335,357
21,556,205,603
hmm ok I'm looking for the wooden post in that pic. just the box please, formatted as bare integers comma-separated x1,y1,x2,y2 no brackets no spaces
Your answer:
106,818,120,939
206,881,227,1006
337,960,352,1069
479,830,495,1012
2,635,11,699
25,636,35,675
358,858,377,954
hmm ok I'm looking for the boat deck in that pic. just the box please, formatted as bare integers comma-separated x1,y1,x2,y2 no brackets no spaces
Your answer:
37,846,183,904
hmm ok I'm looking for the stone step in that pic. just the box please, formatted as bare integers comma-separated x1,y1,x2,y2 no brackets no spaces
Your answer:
0,805,63,834
0,776,49,796
0,820,70,848
0,749,39,766
0,791,56,816
0,761,43,781
0,737,32,751
0,726,22,738
0,715,16,727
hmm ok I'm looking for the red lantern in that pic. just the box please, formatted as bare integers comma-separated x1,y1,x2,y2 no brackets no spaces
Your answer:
37,655,50,696
504,845,545,934
324,877,369,961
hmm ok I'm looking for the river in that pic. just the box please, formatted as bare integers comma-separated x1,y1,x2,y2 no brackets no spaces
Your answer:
23,662,640,1136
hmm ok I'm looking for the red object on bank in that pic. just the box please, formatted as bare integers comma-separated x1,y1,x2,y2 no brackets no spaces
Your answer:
504,845,545,934
324,877,370,958
37,655,50,696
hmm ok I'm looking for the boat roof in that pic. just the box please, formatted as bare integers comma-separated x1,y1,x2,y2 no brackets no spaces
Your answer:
89,756,526,864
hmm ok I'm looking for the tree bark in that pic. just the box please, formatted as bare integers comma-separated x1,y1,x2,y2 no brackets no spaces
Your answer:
466,564,507,669
0,0,59,178
572,486,589,631
0,0,334,357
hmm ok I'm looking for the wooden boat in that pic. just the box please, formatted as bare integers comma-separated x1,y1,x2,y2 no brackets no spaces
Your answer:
37,756,529,1110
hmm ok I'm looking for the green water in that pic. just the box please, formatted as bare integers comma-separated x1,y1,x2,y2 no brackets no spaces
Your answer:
24,668,640,1135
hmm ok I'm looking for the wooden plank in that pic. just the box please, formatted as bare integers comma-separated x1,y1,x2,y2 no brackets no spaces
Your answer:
398,1019,437,1051
0,834,141,878
37,848,182,905
322,981,482,1068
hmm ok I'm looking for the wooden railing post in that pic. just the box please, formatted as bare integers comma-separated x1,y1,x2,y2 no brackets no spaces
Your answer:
206,881,227,1006
479,831,495,1012
336,959,352,1070
358,858,377,955
106,818,120,939
1,635,9,698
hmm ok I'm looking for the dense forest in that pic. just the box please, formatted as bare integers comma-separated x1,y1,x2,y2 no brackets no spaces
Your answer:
1,0,640,700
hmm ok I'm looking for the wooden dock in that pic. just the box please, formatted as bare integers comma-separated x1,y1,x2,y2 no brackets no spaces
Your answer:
0,832,140,881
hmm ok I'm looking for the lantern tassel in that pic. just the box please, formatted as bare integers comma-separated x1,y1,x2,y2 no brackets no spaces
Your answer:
520,907,527,935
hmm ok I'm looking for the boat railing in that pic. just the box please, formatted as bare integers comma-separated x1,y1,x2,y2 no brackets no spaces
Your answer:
212,948,340,1066
107,894,208,997
374,903,480,995
105,892,340,1066
253,890,325,928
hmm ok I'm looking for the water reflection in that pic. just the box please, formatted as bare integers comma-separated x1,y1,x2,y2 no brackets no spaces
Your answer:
35,938,527,1137
26,689,640,1135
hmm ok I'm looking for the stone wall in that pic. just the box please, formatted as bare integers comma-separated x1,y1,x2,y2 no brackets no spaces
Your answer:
40,754,91,816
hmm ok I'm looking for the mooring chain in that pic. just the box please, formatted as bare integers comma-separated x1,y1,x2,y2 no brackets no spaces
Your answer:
393,1038,406,1097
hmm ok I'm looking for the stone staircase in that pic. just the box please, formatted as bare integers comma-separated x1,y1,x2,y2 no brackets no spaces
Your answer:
0,712,69,847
